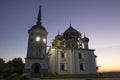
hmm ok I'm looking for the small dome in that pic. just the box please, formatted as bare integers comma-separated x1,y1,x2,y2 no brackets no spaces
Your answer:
55,33,63,40
82,36,89,42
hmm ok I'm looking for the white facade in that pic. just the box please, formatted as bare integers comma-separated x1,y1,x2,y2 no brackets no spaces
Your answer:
48,47,97,74
48,25,97,75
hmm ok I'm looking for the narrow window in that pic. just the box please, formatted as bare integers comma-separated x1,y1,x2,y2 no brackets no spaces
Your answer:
61,64,65,70
61,52,64,58
78,53,82,59
80,63,84,71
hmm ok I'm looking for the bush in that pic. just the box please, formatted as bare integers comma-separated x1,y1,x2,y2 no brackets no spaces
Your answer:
0,74,4,80
7,73,20,80
20,74,32,80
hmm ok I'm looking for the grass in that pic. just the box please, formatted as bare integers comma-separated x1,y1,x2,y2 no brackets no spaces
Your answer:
31,72,120,80
32,74,105,79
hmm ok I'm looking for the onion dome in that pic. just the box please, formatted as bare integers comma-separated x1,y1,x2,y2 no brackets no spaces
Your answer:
63,24,81,40
82,36,89,42
55,33,63,40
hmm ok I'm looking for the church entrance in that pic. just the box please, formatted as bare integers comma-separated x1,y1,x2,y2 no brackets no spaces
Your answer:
32,63,41,74
34,65,39,73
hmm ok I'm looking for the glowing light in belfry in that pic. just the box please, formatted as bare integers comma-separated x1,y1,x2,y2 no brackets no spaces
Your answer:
43,38,46,43
36,36,40,41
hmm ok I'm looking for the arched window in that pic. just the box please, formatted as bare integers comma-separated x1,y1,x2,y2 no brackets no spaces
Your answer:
78,53,82,59
61,53,64,58
80,63,84,71
61,63,65,70
60,63,67,71
60,51,65,58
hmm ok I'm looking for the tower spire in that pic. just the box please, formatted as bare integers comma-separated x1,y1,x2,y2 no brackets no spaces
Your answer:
70,20,72,27
84,33,86,37
37,5,42,25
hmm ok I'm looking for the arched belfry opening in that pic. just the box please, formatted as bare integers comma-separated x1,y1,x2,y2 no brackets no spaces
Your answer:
32,63,41,74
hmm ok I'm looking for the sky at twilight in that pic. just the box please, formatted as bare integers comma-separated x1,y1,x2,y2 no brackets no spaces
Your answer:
0,0,120,72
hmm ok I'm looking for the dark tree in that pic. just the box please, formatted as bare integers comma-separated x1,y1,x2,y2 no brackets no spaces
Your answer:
0,58,25,80
0,58,5,73
0,58,6,78
7,57,24,74
0,58,14,79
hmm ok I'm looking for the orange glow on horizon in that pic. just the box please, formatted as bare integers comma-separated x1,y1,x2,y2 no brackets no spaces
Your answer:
96,46,120,73
98,66,120,72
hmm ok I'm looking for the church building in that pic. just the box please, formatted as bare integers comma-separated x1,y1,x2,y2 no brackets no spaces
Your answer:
49,25,97,74
23,6,97,75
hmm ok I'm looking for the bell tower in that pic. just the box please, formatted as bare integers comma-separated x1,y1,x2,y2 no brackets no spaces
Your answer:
23,6,49,75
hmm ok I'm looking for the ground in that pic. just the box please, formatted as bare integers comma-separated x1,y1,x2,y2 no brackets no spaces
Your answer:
31,72,120,80
32,78,120,80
